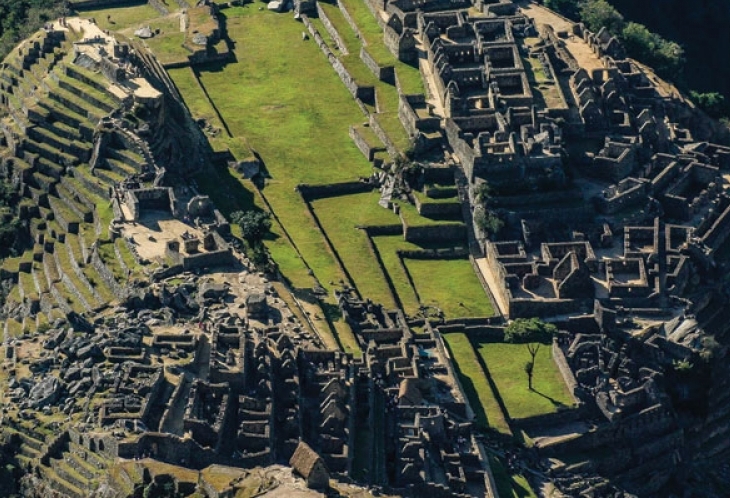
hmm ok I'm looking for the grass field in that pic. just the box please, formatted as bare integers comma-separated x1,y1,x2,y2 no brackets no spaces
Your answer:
73,3,161,31
372,235,421,315
189,6,374,292
405,258,495,318
442,332,511,434
310,191,399,307
474,341,575,420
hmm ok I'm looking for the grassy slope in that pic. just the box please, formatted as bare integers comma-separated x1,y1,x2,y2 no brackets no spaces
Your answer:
474,341,575,420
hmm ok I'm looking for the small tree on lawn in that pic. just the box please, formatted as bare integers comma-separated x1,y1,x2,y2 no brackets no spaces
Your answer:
505,318,557,390
524,360,535,390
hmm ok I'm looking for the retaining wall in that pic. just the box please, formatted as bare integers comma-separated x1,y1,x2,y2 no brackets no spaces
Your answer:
302,15,375,102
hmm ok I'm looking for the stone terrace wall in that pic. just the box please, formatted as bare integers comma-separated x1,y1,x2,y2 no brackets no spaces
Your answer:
302,15,375,103
349,126,386,161
317,3,351,56
361,47,395,83
297,181,372,201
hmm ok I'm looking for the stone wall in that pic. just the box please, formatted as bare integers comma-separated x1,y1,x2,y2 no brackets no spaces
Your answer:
360,47,395,83
297,181,372,201
509,298,592,319
317,3,350,56
369,113,400,157
349,125,386,161
401,219,466,243
91,245,126,298
302,15,375,103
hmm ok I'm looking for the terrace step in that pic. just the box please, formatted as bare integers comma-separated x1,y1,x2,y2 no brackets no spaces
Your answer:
49,457,94,491
36,157,65,180
46,82,105,122
94,166,126,186
38,98,91,131
60,175,106,211
29,170,59,191
105,157,139,177
28,125,91,160
107,146,145,169
39,465,85,498
71,165,111,200
55,73,116,113
55,184,94,223
48,196,81,234
46,119,84,142
22,136,78,167
64,64,114,96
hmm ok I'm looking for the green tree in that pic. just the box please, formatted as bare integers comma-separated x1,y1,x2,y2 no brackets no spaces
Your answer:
544,0,580,19
474,207,503,238
579,0,625,33
621,22,656,61
230,210,272,243
474,182,494,206
690,91,726,118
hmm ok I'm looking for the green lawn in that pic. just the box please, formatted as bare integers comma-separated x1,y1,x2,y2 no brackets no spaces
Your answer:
372,235,421,315
311,191,400,308
405,258,495,318
474,341,575,420
189,6,374,292
442,332,511,434
73,3,162,31
141,17,187,65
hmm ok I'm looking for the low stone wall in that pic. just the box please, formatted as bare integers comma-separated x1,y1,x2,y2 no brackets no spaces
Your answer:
360,47,394,83
181,248,235,271
552,340,579,402
369,113,399,157
362,224,402,236
302,15,375,103
349,125,386,161
509,297,591,319
297,181,372,201
402,221,466,243
414,197,461,218
317,3,350,55
91,246,126,298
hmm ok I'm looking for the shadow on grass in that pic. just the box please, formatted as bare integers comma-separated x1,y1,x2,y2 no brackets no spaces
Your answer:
193,160,257,217
442,339,490,431
489,455,534,498
470,337,514,424
532,388,569,410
